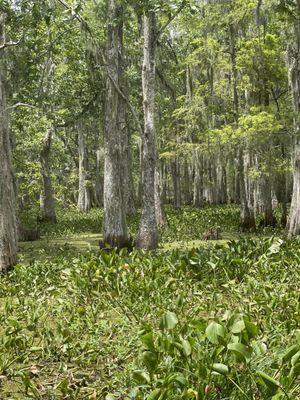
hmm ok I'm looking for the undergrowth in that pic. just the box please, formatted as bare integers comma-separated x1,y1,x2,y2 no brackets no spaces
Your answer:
0,206,299,399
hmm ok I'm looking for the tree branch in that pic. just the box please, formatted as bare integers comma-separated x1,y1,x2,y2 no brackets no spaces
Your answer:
6,102,36,110
0,40,20,50
156,1,187,38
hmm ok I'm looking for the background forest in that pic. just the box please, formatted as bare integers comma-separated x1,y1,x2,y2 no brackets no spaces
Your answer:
0,0,300,399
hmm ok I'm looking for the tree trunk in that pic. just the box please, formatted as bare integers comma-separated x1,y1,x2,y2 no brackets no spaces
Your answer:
287,3,300,236
40,127,57,222
171,156,181,208
84,157,92,212
77,122,87,212
193,151,204,207
136,11,158,250
117,17,136,216
103,0,128,248
259,173,275,228
238,146,256,231
155,163,166,226
0,14,18,272
95,147,104,207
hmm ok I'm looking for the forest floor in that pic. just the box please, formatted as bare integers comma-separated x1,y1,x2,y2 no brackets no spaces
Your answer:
0,206,299,399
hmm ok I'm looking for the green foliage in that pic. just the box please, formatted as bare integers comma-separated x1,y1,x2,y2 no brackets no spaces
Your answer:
1,206,299,398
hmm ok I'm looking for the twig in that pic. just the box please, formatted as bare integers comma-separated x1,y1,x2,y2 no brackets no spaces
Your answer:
0,40,20,50
6,102,36,110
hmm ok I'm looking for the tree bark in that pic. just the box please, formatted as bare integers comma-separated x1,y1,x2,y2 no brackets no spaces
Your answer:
103,0,128,247
287,2,300,236
259,171,275,228
155,163,166,226
77,122,87,212
0,14,18,272
193,151,204,207
171,156,181,208
95,147,104,207
136,11,158,250
40,127,57,222
238,146,256,231
117,14,136,216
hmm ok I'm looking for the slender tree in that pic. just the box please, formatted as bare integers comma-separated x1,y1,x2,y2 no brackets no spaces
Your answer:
103,0,128,247
40,127,57,222
0,13,18,272
136,10,158,249
287,0,300,236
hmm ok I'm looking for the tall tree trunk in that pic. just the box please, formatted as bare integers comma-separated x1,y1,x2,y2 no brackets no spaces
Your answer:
193,151,203,207
229,21,254,228
77,122,87,212
123,125,136,215
136,11,158,250
155,163,166,226
117,17,136,216
84,157,92,212
238,146,256,231
259,172,275,228
287,2,300,236
95,147,104,207
171,156,181,208
40,127,57,222
103,0,128,247
0,14,18,272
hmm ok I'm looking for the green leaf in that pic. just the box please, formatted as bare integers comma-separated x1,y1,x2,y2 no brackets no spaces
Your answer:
256,371,280,395
231,320,245,334
212,363,229,375
141,332,156,352
147,389,161,400
133,370,150,384
289,363,300,378
160,311,178,331
206,322,225,344
174,373,187,386
244,319,258,339
142,351,158,372
227,343,252,363
167,373,187,386
106,395,117,400
282,345,299,363
291,350,300,366
181,338,192,357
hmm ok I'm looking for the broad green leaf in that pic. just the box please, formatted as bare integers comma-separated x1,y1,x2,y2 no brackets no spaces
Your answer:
231,320,245,334
206,322,225,344
228,343,252,363
291,350,300,366
160,311,178,330
141,332,156,352
256,371,280,394
289,363,300,378
147,389,161,400
212,363,229,375
282,345,298,363
244,319,258,339
106,395,117,400
133,370,150,384
175,374,187,386
181,338,192,357
167,373,187,386
142,351,158,372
